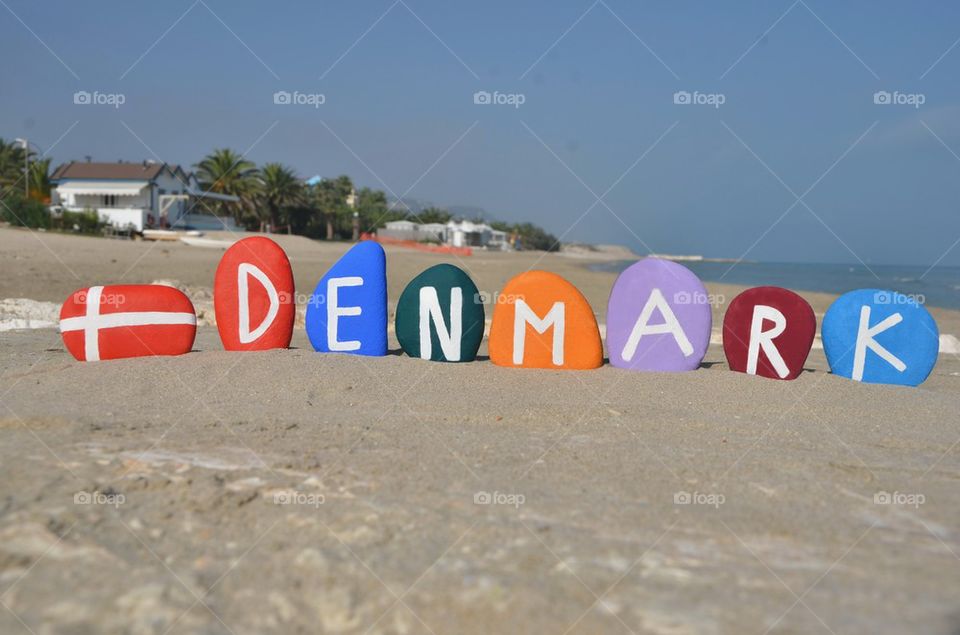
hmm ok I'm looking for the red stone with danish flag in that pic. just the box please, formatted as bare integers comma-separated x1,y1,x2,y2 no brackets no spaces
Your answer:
214,236,295,351
59,284,197,362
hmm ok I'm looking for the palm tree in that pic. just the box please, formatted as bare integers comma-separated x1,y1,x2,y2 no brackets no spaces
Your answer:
28,157,51,203
0,138,28,197
355,187,392,235
311,174,354,240
258,163,304,233
193,149,260,225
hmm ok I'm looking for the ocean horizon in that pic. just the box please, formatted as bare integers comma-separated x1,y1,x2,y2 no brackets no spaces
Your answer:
589,260,960,310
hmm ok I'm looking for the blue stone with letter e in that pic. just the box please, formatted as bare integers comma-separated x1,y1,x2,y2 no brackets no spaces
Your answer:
822,289,938,386
305,241,388,356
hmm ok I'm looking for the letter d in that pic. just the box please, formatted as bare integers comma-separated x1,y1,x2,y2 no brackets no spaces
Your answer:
238,263,280,344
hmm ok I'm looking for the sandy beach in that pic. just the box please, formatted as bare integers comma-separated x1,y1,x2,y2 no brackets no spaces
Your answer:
2,226,960,634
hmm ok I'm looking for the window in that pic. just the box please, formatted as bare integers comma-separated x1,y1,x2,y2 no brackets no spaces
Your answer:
102,194,117,207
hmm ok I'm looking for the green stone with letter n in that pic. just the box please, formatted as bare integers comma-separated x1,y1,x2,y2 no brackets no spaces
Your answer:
395,263,484,362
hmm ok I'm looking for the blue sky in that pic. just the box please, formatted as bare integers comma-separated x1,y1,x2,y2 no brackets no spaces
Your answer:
2,1,960,265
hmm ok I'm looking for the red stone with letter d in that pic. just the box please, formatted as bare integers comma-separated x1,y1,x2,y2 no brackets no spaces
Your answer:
214,236,295,351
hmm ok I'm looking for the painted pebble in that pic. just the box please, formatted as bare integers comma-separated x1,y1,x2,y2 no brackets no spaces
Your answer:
395,263,484,362
722,286,816,380
214,236,295,351
305,241,388,356
822,289,938,386
60,284,196,361
605,258,712,372
489,270,602,370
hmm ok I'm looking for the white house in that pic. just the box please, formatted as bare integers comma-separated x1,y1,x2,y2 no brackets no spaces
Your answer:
384,220,418,233
50,160,239,232
445,219,510,249
379,218,510,250
419,223,448,241
488,228,509,250
446,220,510,250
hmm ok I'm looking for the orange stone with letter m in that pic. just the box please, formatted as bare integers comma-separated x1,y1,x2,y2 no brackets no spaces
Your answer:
489,271,602,370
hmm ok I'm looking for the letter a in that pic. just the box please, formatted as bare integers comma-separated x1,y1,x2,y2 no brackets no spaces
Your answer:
621,288,693,362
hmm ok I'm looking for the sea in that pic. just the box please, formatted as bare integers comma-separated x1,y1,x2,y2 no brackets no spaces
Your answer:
589,261,960,310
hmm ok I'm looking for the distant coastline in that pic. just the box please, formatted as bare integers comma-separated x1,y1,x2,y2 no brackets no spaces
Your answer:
644,253,744,264
588,258,960,310
560,244,746,264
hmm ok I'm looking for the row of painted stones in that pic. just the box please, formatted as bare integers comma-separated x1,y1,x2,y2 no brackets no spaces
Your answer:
59,237,939,386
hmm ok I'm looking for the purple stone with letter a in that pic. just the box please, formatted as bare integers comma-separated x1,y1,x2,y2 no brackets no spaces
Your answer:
605,258,712,372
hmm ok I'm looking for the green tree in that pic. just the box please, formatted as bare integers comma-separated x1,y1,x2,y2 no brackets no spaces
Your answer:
329,174,355,239
356,187,397,236
28,157,51,203
194,149,260,227
415,206,452,224
258,163,304,232
286,200,319,238
0,138,29,197
289,184,324,239
0,193,50,229
514,222,560,251
310,174,354,240
489,219,560,252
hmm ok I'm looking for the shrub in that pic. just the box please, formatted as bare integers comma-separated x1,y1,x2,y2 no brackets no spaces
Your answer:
0,193,51,229
58,210,102,234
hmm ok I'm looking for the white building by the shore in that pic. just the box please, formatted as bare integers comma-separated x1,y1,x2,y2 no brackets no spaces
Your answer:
379,219,509,250
50,160,239,232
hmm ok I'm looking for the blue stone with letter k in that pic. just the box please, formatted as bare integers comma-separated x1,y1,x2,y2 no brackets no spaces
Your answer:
822,289,938,386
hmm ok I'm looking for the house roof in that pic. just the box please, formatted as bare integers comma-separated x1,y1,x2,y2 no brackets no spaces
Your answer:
51,161,186,182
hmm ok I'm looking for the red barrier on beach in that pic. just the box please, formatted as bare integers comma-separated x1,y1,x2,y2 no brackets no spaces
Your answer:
361,233,473,256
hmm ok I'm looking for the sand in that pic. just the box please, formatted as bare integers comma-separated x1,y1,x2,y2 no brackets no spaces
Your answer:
1,226,960,634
